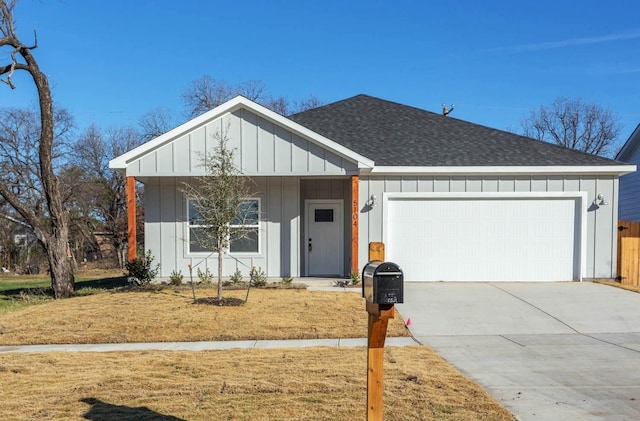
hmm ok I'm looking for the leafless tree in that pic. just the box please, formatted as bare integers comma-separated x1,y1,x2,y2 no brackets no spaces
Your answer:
138,107,176,142
182,76,269,119
71,124,142,268
520,97,621,157
0,0,76,297
291,94,324,114
182,75,325,118
182,126,255,301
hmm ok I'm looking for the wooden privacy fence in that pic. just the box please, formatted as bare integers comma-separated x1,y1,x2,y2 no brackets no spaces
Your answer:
617,220,640,286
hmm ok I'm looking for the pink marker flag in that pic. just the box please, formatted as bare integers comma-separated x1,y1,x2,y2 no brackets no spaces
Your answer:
405,317,411,327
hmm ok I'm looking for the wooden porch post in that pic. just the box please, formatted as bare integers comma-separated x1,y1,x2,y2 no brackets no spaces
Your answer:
127,176,137,262
351,175,359,274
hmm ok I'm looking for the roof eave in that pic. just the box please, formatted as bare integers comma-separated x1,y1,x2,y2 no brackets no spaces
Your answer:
616,123,640,162
366,165,637,176
108,96,375,172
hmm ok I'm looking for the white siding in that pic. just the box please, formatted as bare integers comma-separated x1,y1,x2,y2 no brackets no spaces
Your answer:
359,174,619,279
144,176,301,278
128,109,358,177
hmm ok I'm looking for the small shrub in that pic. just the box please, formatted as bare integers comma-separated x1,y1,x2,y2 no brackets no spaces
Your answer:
197,267,214,285
281,275,293,285
249,266,267,287
349,270,361,285
125,250,160,285
229,268,243,284
169,270,183,286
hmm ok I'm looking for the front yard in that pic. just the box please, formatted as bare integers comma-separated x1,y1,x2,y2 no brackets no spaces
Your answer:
0,273,515,420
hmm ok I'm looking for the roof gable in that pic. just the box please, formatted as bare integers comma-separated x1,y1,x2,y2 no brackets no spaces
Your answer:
109,96,374,177
616,124,640,163
290,94,626,168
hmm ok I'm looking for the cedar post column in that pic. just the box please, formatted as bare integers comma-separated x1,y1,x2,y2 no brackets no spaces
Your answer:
351,175,359,274
127,176,137,262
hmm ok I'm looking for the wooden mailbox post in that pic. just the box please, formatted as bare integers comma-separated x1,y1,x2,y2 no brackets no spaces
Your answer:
367,300,395,420
365,242,403,421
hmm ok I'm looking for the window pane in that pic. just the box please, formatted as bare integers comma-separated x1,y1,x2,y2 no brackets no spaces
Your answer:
315,209,334,222
231,200,259,226
188,200,204,225
230,228,259,253
189,227,213,252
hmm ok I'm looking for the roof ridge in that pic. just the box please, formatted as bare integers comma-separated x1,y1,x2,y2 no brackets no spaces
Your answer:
289,94,626,167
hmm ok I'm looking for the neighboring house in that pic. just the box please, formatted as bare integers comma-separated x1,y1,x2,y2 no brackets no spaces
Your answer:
109,95,635,282
616,124,640,221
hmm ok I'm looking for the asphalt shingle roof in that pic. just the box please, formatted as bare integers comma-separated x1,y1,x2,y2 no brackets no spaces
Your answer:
289,94,622,167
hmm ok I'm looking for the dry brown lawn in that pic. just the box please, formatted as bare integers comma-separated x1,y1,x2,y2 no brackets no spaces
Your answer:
0,283,515,420
0,347,515,420
0,288,409,345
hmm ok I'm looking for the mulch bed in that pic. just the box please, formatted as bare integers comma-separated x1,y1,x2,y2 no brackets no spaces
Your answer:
193,296,245,306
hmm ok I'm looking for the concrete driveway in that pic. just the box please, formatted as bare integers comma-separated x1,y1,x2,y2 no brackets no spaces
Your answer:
396,282,640,420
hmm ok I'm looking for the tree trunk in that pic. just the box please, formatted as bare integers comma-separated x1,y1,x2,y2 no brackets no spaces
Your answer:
217,249,223,300
48,235,75,298
28,39,75,297
0,4,75,297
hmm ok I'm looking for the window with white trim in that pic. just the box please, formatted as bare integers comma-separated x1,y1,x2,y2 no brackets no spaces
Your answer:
187,198,260,254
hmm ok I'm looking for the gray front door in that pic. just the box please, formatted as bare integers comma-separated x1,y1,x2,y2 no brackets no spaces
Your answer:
305,200,344,276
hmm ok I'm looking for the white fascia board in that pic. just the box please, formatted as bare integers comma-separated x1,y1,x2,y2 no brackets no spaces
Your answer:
368,165,637,176
616,124,640,162
109,96,374,171
108,97,246,170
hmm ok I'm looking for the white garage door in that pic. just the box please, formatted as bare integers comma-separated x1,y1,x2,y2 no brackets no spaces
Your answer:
385,194,583,282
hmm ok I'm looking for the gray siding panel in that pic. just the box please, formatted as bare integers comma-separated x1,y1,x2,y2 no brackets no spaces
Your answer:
466,177,482,192
155,144,173,174
282,177,300,276
360,174,619,281
189,127,206,172
619,144,640,220
594,177,615,278
241,110,259,173
266,177,282,276
274,126,293,173
258,118,276,173
128,108,358,177
145,176,301,278
144,180,161,268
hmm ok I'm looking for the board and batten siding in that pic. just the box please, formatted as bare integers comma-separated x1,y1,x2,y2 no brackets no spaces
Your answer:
358,175,619,279
619,142,640,221
144,176,301,278
127,108,358,178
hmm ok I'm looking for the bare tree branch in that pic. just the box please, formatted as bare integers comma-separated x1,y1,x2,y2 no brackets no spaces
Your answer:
520,97,621,157
182,124,255,300
0,0,75,297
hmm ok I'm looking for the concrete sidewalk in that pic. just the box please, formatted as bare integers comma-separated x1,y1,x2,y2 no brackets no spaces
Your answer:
396,282,640,421
0,336,418,354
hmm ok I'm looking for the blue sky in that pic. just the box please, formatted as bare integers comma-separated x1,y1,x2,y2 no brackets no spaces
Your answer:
2,0,639,146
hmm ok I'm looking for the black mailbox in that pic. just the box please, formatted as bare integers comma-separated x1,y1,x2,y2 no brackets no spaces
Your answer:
362,261,404,304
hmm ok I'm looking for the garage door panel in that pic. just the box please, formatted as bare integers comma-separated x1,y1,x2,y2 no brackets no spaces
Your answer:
386,197,580,282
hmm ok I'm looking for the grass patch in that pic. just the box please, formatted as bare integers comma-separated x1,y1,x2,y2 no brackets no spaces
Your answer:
0,269,127,313
0,273,516,420
0,268,126,291
0,347,515,420
0,288,410,345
